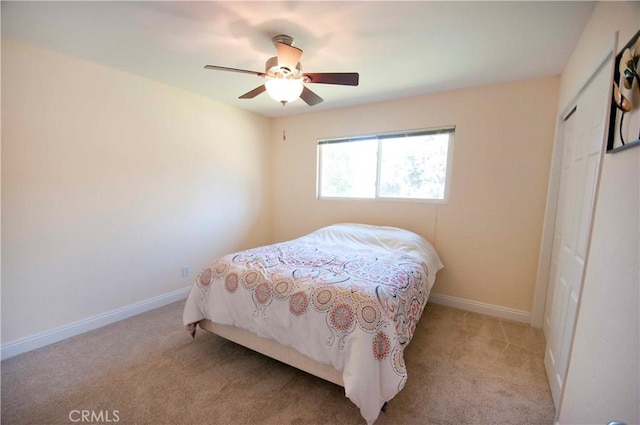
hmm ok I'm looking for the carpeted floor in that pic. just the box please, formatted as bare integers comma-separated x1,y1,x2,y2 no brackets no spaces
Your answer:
1,301,555,425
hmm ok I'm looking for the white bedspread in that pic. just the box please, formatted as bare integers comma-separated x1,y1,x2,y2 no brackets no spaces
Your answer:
183,223,443,423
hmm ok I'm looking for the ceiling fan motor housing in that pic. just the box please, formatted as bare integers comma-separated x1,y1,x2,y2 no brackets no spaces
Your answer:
272,34,295,47
265,56,302,79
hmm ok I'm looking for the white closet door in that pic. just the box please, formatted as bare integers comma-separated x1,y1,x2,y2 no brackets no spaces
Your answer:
544,60,610,407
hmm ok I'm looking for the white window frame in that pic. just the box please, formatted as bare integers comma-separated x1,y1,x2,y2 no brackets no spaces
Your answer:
317,126,455,203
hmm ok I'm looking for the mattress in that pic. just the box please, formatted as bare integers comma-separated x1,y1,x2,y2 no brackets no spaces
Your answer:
183,223,443,424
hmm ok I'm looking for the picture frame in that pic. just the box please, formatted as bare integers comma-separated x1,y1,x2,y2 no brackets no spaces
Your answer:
607,29,640,154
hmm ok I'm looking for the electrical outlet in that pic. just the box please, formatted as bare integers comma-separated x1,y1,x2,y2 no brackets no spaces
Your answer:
181,265,190,277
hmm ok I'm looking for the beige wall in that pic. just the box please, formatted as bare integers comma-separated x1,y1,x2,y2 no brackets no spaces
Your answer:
270,77,559,312
1,38,273,344
556,2,640,424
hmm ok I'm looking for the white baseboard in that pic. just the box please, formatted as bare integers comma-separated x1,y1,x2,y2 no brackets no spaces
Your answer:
2,289,530,360
1,286,191,361
428,293,531,324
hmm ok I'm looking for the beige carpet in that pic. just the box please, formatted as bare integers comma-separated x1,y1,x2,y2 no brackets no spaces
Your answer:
1,301,554,425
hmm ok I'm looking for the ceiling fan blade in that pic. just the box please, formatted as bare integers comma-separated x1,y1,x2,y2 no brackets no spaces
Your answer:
303,73,359,86
275,42,303,71
300,86,323,106
239,85,266,99
204,65,265,77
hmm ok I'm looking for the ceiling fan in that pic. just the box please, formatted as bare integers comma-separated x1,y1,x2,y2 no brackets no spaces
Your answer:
204,35,359,107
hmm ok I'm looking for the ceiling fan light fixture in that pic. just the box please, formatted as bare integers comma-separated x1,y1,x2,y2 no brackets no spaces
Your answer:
265,78,304,103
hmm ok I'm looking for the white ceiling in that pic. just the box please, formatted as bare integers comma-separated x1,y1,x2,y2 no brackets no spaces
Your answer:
2,1,595,118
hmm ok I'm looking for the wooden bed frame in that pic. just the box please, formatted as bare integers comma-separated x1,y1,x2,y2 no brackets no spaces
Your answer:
198,319,345,387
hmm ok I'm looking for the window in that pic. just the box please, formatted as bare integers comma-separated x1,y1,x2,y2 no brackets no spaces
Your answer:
317,127,454,202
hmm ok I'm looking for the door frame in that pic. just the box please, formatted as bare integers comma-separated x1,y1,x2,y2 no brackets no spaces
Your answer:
530,34,618,330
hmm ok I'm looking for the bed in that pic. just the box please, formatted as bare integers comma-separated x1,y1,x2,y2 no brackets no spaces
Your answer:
183,223,443,424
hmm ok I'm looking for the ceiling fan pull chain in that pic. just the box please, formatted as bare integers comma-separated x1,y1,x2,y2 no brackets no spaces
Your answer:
281,100,287,141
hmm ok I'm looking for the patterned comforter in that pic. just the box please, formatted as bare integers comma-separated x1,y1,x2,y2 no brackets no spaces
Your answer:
183,223,443,424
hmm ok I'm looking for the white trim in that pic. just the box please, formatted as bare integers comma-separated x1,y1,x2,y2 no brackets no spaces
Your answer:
428,293,531,324
531,109,568,330
1,286,191,360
